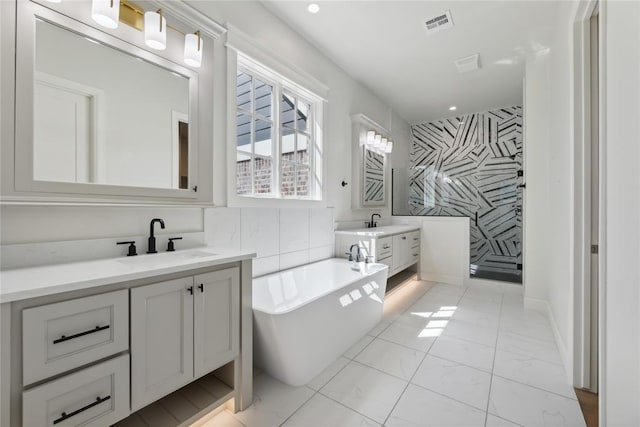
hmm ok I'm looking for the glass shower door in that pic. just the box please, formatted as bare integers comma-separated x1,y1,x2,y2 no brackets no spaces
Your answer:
469,109,523,283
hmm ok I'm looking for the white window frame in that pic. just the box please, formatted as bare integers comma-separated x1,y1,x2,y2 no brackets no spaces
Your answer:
225,25,327,208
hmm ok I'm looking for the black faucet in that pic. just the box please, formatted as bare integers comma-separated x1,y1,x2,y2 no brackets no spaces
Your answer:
346,244,362,262
147,218,165,254
368,213,381,228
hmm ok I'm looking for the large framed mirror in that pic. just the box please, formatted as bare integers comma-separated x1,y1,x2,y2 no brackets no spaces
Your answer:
351,113,389,209
13,1,201,200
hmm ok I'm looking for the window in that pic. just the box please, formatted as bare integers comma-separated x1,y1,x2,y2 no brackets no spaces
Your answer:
235,56,323,199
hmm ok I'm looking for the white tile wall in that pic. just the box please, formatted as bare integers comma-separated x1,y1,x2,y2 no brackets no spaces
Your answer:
241,208,279,258
204,207,335,277
279,208,310,253
204,208,241,250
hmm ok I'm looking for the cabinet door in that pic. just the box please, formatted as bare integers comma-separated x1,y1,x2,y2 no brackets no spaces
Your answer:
391,234,407,271
131,277,194,411
194,267,240,378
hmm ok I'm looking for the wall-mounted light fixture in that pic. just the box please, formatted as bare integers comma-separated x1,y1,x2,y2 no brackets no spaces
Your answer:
364,130,393,155
144,9,166,50
55,0,207,67
91,0,120,29
183,31,203,68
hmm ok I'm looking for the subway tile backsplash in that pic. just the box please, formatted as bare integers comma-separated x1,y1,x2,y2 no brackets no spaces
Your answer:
204,207,335,277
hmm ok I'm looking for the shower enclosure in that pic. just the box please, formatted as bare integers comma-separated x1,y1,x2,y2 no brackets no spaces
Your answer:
394,106,523,284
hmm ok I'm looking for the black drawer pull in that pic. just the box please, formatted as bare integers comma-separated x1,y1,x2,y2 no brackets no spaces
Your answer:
187,286,194,295
53,325,110,344
413,238,419,241
401,236,407,240
383,245,390,249
198,283,204,293
53,395,111,425
413,253,419,256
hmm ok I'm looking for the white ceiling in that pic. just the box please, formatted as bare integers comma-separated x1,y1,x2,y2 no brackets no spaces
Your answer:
262,1,560,124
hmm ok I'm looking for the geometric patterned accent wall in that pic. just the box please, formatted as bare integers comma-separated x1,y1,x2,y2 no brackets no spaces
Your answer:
410,106,523,282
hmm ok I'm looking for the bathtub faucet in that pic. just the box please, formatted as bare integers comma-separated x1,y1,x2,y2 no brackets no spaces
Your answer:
346,244,363,262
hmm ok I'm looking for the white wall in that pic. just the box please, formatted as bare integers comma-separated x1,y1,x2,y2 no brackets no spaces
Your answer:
602,0,640,424
398,216,470,286
523,0,576,370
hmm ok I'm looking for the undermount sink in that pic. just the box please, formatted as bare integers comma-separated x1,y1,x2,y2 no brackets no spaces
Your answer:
117,250,217,267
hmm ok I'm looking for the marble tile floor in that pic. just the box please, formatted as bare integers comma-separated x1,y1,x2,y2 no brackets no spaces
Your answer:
201,278,586,427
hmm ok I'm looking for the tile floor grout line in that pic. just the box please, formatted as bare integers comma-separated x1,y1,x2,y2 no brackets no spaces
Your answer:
489,373,580,401
315,389,389,426
380,288,467,426
407,379,493,414
370,334,434,354
277,387,318,427
482,290,504,427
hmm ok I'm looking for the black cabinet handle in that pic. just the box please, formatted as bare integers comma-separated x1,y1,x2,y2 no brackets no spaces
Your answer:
383,244,390,249
53,325,110,344
198,283,204,293
187,286,193,295
475,212,478,225
53,396,111,425
401,236,407,240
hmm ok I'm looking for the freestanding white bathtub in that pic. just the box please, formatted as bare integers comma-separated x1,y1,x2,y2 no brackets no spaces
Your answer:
252,258,389,386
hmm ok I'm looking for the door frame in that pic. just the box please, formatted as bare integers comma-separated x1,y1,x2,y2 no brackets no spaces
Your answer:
571,0,605,417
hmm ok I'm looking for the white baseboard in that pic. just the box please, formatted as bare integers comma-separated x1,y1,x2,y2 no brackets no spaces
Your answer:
524,297,571,382
420,272,462,286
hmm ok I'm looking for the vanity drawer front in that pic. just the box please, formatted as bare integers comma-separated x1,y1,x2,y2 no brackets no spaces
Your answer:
23,354,130,427
23,289,129,385
377,255,392,270
409,231,421,248
377,237,393,260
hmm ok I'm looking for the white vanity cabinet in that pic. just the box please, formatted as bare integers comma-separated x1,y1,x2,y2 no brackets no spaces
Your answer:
131,267,240,411
0,249,254,427
335,226,421,278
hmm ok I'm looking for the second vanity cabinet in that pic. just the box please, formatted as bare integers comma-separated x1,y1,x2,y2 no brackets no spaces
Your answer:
336,226,421,278
131,267,239,411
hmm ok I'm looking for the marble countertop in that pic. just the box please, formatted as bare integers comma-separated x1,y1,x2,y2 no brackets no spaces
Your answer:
335,224,420,237
0,247,256,303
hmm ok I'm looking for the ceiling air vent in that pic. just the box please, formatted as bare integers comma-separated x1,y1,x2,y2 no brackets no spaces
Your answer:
424,10,454,34
454,54,481,73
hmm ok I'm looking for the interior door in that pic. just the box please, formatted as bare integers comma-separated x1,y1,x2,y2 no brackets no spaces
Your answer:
34,81,91,183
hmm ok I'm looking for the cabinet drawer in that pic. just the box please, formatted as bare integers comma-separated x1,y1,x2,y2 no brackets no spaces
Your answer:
23,289,129,385
376,237,392,260
409,231,421,248
23,354,130,427
377,255,392,270
409,248,420,264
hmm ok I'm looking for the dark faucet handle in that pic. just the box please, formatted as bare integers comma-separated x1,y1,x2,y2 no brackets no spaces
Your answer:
167,237,183,252
117,241,137,256
344,251,354,262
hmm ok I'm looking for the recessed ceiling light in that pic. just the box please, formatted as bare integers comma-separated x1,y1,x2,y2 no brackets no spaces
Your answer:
449,106,457,111
307,3,320,14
